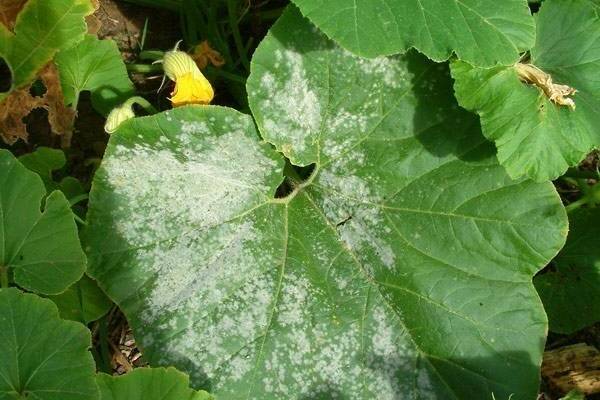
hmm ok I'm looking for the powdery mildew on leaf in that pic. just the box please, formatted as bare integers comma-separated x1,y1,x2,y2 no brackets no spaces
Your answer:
86,9,568,400
257,48,322,164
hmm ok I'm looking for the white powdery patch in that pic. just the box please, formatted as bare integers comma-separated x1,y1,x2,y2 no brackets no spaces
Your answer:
365,305,416,398
104,126,278,247
326,108,369,136
157,269,278,384
259,48,321,158
254,276,415,399
318,169,396,270
136,220,257,319
354,53,411,90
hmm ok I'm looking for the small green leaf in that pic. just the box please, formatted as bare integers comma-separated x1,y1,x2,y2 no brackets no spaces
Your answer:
55,35,135,115
97,368,213,400
289,1,534,66
0,0,94,100
19,147,67,191
49,274,113,324
451,0,600,181
0,288,99,400
0,149,86,295
535,207,600,334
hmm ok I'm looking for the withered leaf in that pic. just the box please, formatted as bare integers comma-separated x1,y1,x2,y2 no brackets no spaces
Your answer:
0,63,75,145
0,0,26,30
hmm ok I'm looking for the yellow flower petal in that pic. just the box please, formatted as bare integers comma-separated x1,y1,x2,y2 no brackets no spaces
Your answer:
170,71,214,107
163,50,199,81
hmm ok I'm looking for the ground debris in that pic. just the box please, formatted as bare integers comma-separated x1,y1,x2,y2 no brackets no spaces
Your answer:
542,343,600,396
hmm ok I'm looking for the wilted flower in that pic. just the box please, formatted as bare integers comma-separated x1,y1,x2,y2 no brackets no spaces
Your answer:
191,40,225,70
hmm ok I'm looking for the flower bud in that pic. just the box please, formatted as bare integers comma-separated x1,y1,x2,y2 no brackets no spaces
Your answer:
104,103,135,134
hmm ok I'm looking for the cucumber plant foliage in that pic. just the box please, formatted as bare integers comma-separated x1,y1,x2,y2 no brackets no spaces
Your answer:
452,0,600,182
0,288,98,400
0,149,86,295
85,8,568,400
289,0,535,65
97,368,213,400
535,208,600,335
0,0,94,100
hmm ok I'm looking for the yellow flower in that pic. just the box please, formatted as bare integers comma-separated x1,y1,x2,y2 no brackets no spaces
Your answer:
162,49,214,107
171,71,214,107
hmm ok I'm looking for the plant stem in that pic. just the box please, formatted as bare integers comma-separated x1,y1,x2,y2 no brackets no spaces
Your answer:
138,50,165,62
127,63,163,74
0,266,8,288
124,96,159,114
565,197,589,213
227,0,250,72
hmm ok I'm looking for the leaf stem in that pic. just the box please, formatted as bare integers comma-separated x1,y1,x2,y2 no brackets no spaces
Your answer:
138,50,165,62
126,63,163,74
124,96,159,114
565,197,588,213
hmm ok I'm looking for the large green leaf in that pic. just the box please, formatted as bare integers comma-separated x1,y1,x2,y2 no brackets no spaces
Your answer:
0,288,99,400
0,0,94,100
289,0,534,65
451,0,600,182
535,208,600,334
0,149,86,295
97,368,212,400
55,35,135,115
85,8,567,400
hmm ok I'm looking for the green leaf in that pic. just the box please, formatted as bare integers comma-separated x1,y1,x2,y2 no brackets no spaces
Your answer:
0,288,99,400
19,147,67,191
55,35,135,115
535,207,600,334
0,149,86,295
49,274,113,324
451,0,600,182
288,0,535,65
85,8,567,400
0,0,94,100
97,368,213,400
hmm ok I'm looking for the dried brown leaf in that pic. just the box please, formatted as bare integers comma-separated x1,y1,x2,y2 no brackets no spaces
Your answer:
191,40,225,70
86,0,101,34
542,343,600,395
0,0,26,30
0,63,75,146
516,63,577,110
